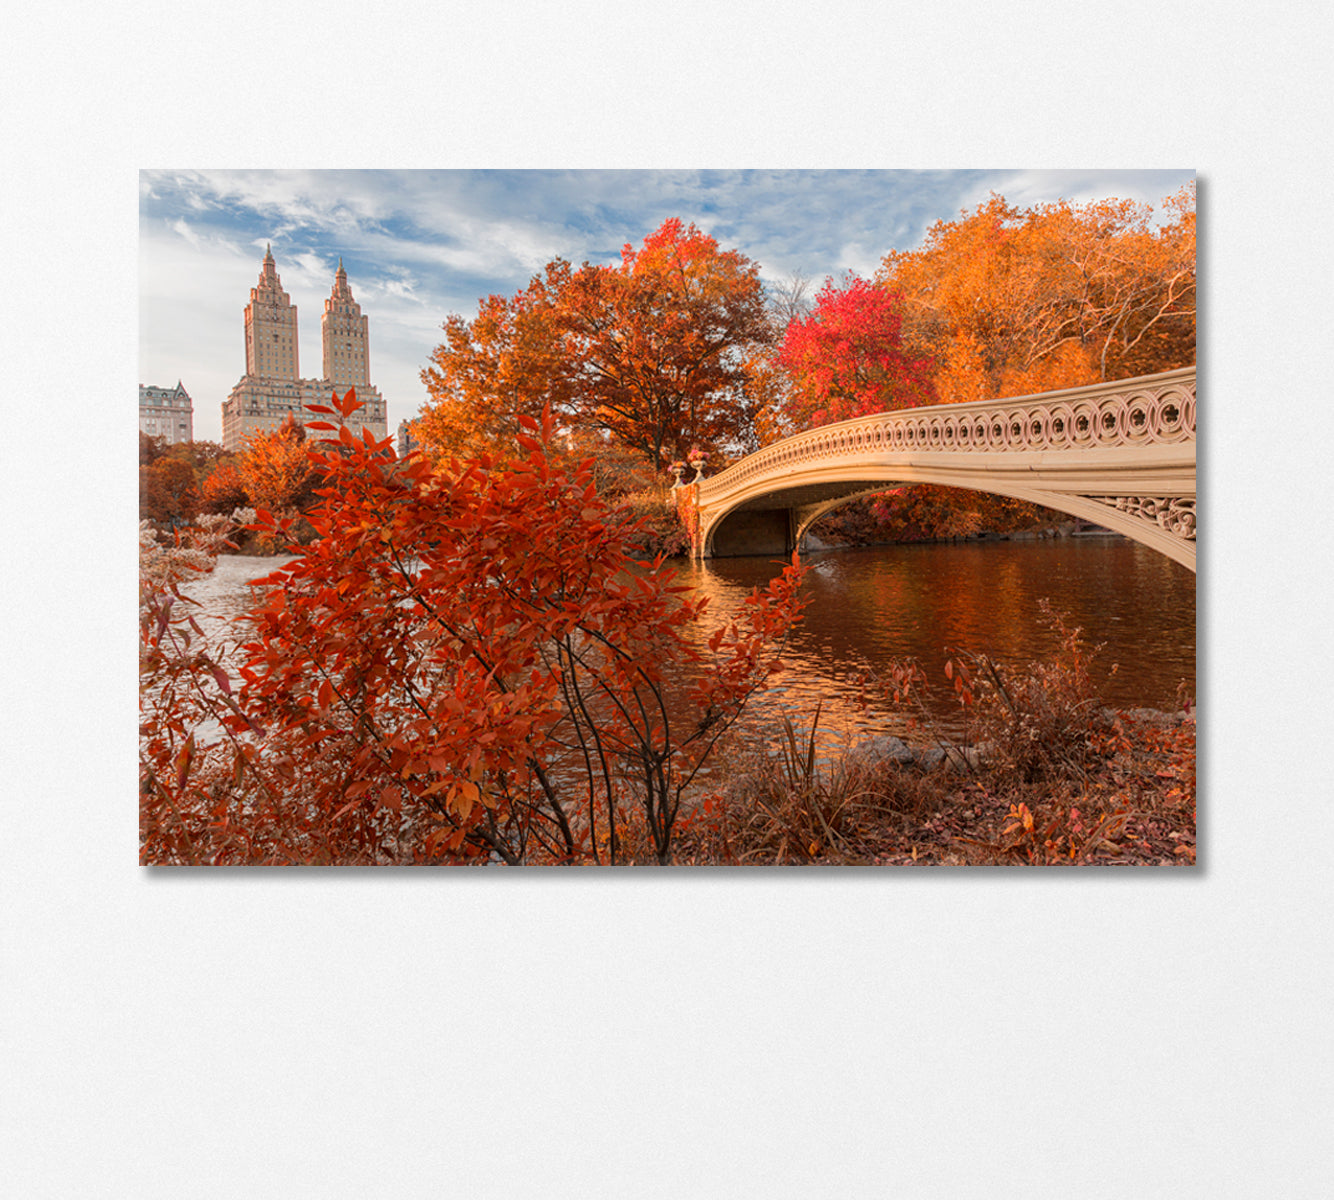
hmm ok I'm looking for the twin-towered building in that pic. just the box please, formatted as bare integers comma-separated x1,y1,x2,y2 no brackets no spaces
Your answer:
221,245,388,451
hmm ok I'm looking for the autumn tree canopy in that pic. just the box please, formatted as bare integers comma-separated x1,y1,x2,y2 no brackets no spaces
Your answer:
775,275,936,432
236,414,321,515
418,219,775,470
771,274,1044,542
877,184,1196,403
759,187,1196,544
415,263,576,461
139,456,199,525
196,463,249,515
140,438,238,523
138,406,354,536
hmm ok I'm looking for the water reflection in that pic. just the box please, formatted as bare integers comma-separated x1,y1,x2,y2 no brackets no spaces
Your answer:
679,537,1195,742
179,537,1195,756
177,554,297,664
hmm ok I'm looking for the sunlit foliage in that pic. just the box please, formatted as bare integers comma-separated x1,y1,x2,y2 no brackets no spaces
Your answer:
418,218,775,472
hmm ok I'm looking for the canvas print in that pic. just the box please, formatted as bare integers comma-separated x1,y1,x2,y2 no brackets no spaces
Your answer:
139,169,1196,866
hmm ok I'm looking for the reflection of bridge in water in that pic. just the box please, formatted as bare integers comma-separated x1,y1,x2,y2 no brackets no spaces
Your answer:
682,367,1196,572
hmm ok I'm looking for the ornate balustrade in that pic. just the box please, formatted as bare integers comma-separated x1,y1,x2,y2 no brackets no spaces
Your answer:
691,367,1197,570
699,368,1195,502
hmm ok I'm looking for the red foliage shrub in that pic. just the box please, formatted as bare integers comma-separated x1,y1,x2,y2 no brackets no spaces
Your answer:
140,390,806,864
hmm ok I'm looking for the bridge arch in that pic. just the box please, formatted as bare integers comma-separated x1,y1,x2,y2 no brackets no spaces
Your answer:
689,368,1196,571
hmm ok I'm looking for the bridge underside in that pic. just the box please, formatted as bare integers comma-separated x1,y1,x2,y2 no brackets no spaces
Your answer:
707,481,889,557
699,451,1196,571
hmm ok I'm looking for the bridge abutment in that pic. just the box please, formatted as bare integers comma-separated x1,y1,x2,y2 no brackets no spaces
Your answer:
708,507,793,557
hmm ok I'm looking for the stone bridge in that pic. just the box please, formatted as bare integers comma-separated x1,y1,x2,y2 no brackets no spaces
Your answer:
679,366,1196,571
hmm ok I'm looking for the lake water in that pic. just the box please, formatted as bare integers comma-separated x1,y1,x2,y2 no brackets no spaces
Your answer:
183,535,1195,752
678,536,1194,743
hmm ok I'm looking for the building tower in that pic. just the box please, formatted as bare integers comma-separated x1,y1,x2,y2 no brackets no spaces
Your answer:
245,244,300,379
322,259,370,390
222,247,388,451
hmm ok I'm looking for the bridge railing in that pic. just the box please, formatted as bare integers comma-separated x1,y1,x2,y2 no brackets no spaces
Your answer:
698,366,1196,503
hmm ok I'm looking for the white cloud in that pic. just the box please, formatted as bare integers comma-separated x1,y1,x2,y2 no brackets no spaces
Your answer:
140,168,1198,444
169,218,200,249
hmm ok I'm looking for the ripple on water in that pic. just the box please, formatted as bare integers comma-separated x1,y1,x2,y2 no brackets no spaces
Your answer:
177,539,1195,758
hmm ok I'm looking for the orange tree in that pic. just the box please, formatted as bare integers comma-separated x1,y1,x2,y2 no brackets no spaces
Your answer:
418,218,774,472
196,462,249,515
878,185,1196,403
141,389,807,865
415,264,577,461
140,436,245,523
874,187,1195,539
775,188,1196,544
237,414,321,514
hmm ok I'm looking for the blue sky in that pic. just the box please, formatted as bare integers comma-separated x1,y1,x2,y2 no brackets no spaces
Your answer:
140,168,1195,444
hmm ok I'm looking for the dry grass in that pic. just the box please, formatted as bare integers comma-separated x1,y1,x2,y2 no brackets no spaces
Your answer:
672,605,1196,867
672,711,1194,867
673,708,939,864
